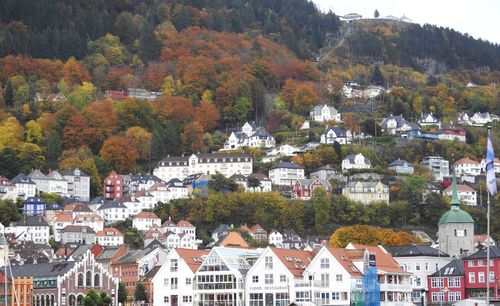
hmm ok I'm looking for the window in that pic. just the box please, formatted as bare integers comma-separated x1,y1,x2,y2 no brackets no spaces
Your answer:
416,263,421,271
163,278,169,286
321,273,330,287
478,272,485,283
478,260,485,267
170,259,178,272
265,274,273,284
94,274,100,287
280,275,286,283
332,292,340,300
425,262,429,271
469,272,475,283
320,258,330,269
170,277,178,289
77,273,84,287
265,256,273,270
468,260,474,267
431,278,444,288
415,277,421,287
249,293,263,306
182,296,192,303
448,292,461,302
275,293,289,306
163,296,169,303
432,292,445,302
252,276,259,283
321,293,329,305
448,277,461,288
185,278,191,285
336,274,343,282
296,292,310,302
490,272,495,282
86,271,92,287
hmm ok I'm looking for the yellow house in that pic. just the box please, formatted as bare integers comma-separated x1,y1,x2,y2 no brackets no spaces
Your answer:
342,181,389,205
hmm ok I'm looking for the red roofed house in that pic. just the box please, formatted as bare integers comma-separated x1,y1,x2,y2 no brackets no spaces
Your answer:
249,224,268,242
452,158,481,177
132,211,161,231
244,246,314,305
95,228,124,246
291,178,332,200
347,243,413,305
443,183,477,206
152,248,210,306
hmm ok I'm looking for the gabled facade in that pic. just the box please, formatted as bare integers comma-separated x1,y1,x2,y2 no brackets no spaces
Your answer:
470,112,492,126
153,153,253,182
463,246,500,299
427,259,465,305
244,247,313,306
97,201,130,224
11,173,36,200
268,230,283,248
291,179,332,200
28,170,68,197
342,181,389,205
443,183,477,206
103,171,124,201
320,126,351,145
341,153,371,172
22,196,46,216
153,248,209,306
0,177,17,201
9,216,50,244
381,115,415,135
418,113,441,126
222,122,276,150
193,247,263,306
310,104,341,123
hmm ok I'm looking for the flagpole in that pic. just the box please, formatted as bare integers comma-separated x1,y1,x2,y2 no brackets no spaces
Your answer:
487,188,490,305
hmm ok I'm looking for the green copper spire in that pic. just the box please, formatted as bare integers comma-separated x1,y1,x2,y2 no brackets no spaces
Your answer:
450,170,460,209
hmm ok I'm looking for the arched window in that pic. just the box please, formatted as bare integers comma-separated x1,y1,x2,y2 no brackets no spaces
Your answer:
69,295,76,306
94,273,100,288
86,271,92,287
77,273,84,287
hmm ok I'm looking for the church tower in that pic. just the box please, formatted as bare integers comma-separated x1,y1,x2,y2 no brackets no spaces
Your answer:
437,172,475,257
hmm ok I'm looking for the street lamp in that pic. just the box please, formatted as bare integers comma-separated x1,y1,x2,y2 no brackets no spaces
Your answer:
420,288,426,306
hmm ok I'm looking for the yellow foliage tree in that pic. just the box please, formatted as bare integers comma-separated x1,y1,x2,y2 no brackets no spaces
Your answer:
329,225,420,248
0,116,24,150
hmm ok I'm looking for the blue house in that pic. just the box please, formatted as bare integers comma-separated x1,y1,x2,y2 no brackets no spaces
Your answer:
23,196,47,216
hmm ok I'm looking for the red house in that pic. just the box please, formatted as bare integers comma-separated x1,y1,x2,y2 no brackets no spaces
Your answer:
291,178,331,200
103,171,124,200
463,246,500,299
105,90,128,99
427,259,465,304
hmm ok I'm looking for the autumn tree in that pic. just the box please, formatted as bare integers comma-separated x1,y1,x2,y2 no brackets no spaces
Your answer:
194,93,220,131
343,112,359,133
100,136,138,173
329,225,420,248
0,117,24,150
312,188,331,234
181,121,204,153
59,147,102,196
17,143,45,173
125,126,152,160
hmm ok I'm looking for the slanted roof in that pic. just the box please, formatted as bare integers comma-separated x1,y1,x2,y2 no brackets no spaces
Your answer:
271,247,313,277
443,184,476,193
270,162,304,170
218,232,249,248
348,243,408,274
429,259,464,277
453,157,480,165
177,220,194,227
11,173,35,185
61,168,89,177
176,249,210,273
134,211,160,219
388,158,412,167
96,228,124,237
98,200,127,210
465,246,500,259
15,216,49,227
55,212,73,222
385,245,449,258
6,262,76,278
326,247,363,276
62,225,95,234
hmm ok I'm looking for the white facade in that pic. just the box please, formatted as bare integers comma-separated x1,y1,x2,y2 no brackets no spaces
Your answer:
418,113,441,126
95,228,124,246
421,156,450,182
0,178,18,201
268,231,283,248
29,170,69,197
268,162,305,186
9,216,50,244
320,127,351,145
480,157,500,174
443,184,477,206
310,104,341,123
393,255,452,303
453,158,482,177
11,174,36,200
153,153,253,182
223,122,276,151
153,249,209,306
62,168,90,201
470,112,492,126
97,201,132,224
341,153,371,172
147,180,189,204
132,212,161,231
263,144,300,163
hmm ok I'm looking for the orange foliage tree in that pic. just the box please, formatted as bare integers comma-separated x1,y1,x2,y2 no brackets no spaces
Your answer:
329,225,420,248
99,136,138,173
181,121,204,153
